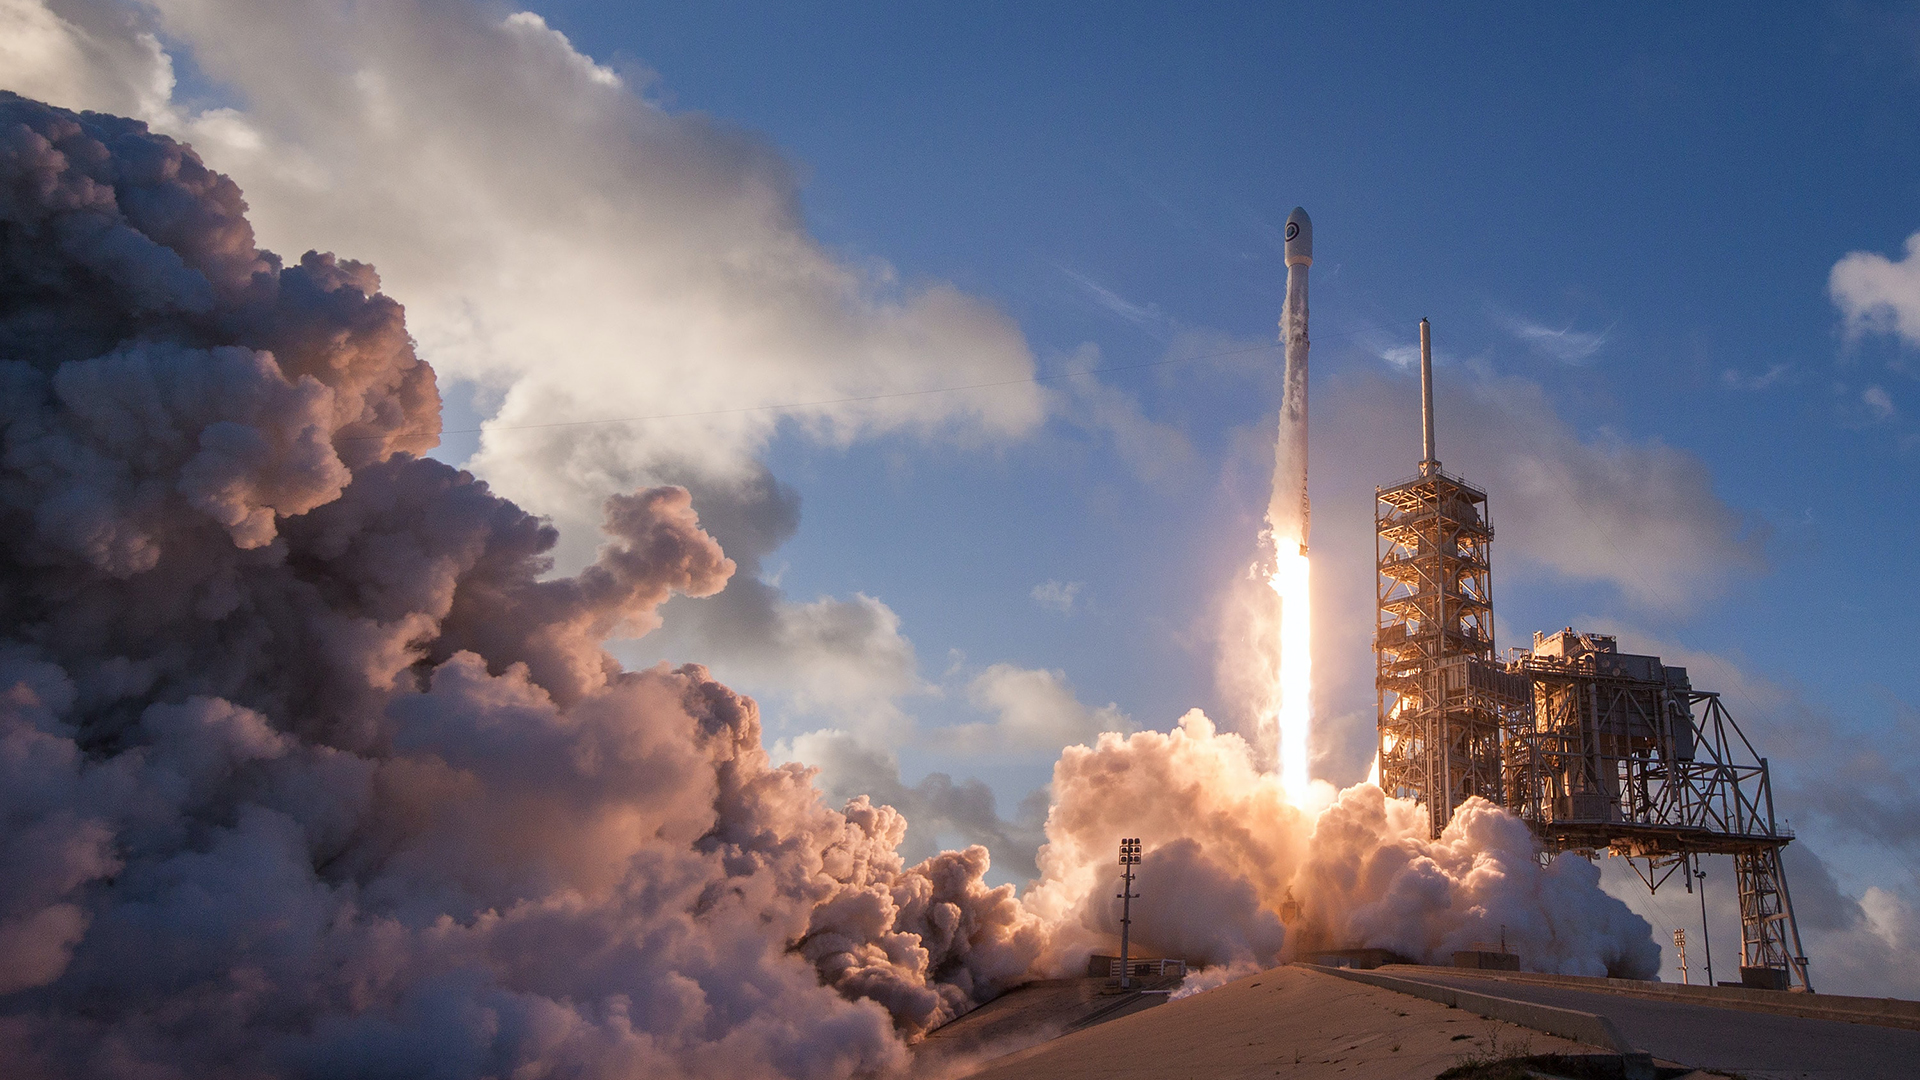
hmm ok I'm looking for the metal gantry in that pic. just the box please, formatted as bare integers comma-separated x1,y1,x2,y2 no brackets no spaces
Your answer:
1737,848,1808,989
1374,464,1529,838
1507,631,1811,990
1368,319,1812,992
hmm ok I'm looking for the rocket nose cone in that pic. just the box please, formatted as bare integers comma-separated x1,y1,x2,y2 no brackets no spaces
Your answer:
1284,206,1312,266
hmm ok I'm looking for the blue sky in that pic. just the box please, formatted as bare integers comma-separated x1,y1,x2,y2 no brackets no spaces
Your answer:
528,1,1920,985
529,3,1918,747
14,0,1920,993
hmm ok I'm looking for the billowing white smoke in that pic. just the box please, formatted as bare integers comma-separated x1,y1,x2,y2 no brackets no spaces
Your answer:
1024,712,1662,980
0,93,1660,1078
0,94,1044,1079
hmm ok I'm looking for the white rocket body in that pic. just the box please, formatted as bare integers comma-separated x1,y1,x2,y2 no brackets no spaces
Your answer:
1273,206,1312,555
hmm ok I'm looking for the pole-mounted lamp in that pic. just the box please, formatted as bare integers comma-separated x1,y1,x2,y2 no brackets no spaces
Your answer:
1117,838,1141,989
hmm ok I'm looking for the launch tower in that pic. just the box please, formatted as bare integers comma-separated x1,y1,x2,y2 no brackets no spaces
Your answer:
1374,320,1530,838
1370,321,1811,991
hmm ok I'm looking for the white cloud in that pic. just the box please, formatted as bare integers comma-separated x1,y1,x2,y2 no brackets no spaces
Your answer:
1354,323,1474,372
0,0,175,120
1333,366,1764,612
1029,579,1083,614
6,0,1050,568
771,661,1145,876
1722,363,1791,390
614,469,928,739
1860,886,1915,951
1864,384,1897,422
935,664,1133,758
1832,232,1920,346
1059,267,1167,331
1493,310,1611,365
1355,326,1425,370
1045,346,1197,485
1,0,1221,770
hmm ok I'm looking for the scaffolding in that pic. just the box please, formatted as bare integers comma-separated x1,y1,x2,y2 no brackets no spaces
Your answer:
1367,319,1812,991
1374,319,1529,838
1508,631,1812,991
1374,465,1528,837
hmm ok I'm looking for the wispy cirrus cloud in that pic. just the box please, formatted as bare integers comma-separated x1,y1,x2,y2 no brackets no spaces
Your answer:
1722,363,1792,390
1491,307,1613,364
1355,324,1442,370
1059,267,1169,333
1863,385,1898,422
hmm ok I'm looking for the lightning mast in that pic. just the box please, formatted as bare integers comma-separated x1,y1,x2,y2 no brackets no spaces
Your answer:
1374,321,1528,837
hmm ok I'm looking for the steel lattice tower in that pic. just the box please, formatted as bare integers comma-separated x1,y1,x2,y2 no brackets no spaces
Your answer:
1367,320,1812,991
1374,320,1528,838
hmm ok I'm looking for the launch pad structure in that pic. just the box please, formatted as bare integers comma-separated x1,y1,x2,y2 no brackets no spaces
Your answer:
1375,320,1531,838
1372,321,1812,993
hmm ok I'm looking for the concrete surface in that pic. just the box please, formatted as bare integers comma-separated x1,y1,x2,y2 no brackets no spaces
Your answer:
1425,965,1920,1030
1309,964,1635,1053
1378,967,1920,1079
945,964,1606,1080
916,975,1179,1074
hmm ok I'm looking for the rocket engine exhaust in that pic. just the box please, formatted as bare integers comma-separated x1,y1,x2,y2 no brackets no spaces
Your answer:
1267,207,1313,798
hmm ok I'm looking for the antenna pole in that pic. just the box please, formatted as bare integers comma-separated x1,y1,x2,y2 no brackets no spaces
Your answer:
1419,318,1437,474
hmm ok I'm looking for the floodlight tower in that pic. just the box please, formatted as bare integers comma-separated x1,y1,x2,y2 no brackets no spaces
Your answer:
1117,838,1141,989
1374,320,1530,838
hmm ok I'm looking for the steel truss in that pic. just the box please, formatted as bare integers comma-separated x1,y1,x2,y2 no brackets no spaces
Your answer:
1374,466,1529,839
1737,847,1810,990
1370,481,1814,990
1365,318,1813,988
1505,631,1813,992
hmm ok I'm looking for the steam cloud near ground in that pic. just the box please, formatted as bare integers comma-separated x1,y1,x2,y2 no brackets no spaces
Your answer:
0,95,1655,1078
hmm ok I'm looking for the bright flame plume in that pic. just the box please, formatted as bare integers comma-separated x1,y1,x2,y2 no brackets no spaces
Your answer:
1268,546,1311,798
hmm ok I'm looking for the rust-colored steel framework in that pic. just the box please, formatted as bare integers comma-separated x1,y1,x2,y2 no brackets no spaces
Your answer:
1374,319,1529,839
1369,320,1812,992
1373,464,1528,838
1509,631,1811,991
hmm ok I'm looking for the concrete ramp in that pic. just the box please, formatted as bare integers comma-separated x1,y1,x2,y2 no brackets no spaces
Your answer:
915,974,1180,1075
1360,965,1920,1080
930,964,1610,1080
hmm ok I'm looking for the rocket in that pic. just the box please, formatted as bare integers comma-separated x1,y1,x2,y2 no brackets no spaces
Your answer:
1278,206,1312,555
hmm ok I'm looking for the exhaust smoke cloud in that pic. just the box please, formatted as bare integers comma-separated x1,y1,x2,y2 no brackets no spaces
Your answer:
0,94,1045,1079
0,94,1661,1078
1025,712,1661,982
